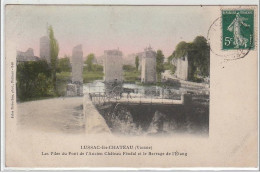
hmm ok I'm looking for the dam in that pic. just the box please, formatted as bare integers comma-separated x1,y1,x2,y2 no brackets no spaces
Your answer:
83,81,209,135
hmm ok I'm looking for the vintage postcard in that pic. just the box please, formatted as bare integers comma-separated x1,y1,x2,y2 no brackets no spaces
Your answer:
1,1,259,171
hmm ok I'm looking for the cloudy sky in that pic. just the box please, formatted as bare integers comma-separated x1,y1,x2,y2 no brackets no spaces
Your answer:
6,5,215,58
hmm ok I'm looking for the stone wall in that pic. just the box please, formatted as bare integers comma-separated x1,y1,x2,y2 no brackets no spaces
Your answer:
103,49,123,83
172,55,189,81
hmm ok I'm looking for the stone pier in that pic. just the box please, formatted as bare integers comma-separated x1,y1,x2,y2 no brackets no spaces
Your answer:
66,45,83,96
141,46,157,83
103,49,123,83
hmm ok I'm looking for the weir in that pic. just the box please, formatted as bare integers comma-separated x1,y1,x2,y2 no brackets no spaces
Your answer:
85,85,209,133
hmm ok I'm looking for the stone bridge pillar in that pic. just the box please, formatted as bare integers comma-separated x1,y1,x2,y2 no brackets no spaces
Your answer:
66,45,83,96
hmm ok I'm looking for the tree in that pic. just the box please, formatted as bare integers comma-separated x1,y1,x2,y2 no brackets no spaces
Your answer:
16,60,53,101
156,50,165,80
48,25,59,91
84,54,95,71
57,56,71,72
135,56,139,70
192,36,210,77
174,41,192,58
173,36,210,81
92,64,103,72
123,64,136,72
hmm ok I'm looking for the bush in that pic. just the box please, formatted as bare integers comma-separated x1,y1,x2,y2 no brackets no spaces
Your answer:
123,71,141,83
123,65,136,72
83,71,104,83
16,60,55,101
93,64,103,72
57,57,71,72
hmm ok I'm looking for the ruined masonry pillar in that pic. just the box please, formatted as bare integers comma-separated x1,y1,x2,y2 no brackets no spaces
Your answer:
66,44,83,96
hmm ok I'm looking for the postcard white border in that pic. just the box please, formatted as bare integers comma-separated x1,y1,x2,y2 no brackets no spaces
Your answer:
1,0,259,171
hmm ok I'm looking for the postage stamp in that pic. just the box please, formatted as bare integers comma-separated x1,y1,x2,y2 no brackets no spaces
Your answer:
222,9,254,50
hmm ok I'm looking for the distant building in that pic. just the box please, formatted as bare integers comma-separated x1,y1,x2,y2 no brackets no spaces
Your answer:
40,36,50,63
172,55,189,81
141,46,157,83
16,48,39,63
103,49,123,83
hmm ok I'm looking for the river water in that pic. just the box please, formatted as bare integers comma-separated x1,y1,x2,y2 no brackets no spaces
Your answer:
84,80,209,136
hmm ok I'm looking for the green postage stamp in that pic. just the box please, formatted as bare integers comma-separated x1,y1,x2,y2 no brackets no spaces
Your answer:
222,9,254,50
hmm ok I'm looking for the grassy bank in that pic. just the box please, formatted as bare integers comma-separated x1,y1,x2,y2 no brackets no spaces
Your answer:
123,70,140,83
83,71,104,83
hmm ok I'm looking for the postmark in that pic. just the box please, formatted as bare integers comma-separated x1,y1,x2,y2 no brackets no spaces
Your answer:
222,9,254,50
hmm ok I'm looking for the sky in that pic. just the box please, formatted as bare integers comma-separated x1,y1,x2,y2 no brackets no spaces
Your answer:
6,5,215,58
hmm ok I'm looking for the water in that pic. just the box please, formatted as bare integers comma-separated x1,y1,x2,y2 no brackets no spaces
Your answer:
85,80,209,136
84,80,183,98
17,81,209,136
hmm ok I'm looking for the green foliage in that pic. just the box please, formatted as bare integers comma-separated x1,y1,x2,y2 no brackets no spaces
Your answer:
16,60,54,101
83,54,103,73
57,56,71,72
84,53,95,71
123,64,136,72
123,64,140,82
56,71,71,96
135,56,139,70
83,64,103,72
191,36,210,77
173,36,210,81
83,71,104,83
163,62,171,70
56,71,71,81
174,41,192,58
164,62,176,75
92,64,103,72
124,70,141,83
167,53,175,63
48,25,59,91
156,50,165,81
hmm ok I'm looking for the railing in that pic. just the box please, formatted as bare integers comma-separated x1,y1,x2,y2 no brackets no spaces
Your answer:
86,85,186,105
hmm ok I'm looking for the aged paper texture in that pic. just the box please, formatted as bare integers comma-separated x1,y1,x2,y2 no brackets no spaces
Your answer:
3,4,258,169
